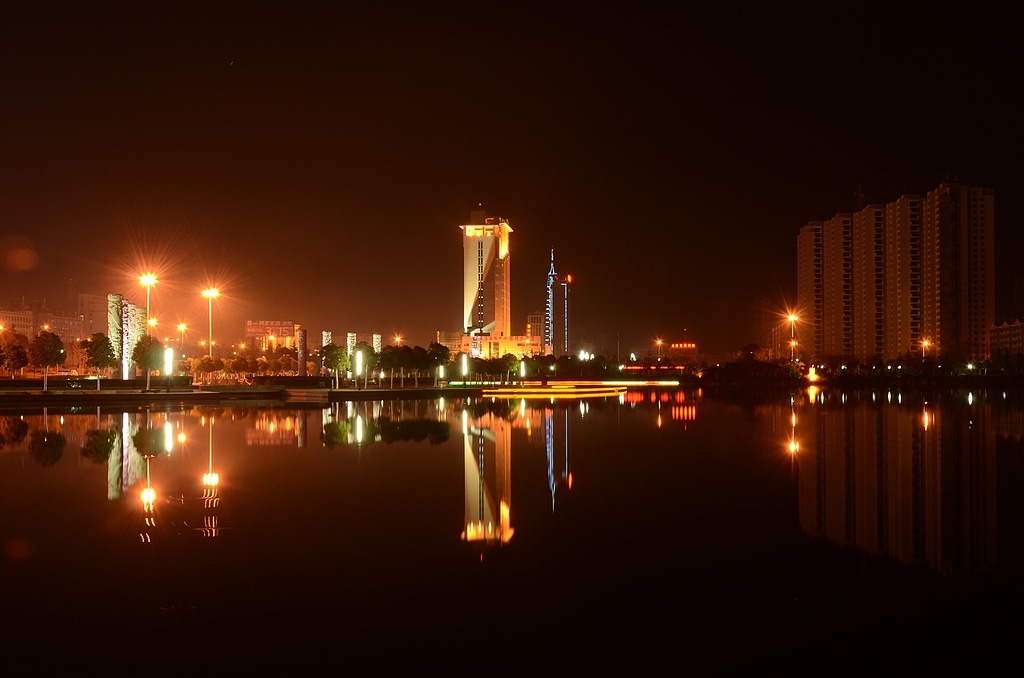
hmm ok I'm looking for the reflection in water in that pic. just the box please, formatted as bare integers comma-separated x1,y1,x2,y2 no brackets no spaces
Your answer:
793,390,1024,576
461,408,513,545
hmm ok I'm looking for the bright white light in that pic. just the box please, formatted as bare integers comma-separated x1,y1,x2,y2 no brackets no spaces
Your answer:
461,353,468,377
164,346,174,375
355,350,363,377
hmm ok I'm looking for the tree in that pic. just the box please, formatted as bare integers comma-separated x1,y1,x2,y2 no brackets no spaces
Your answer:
230,356,249,376
28,430,67,466
0,330,29,379
81,333,117,390
28,331,65,391
0,416,29,449
427,342,451,385
321,343,349,388
410,345,429,387
132,335,164,390
81,428,118,463
320,420,351,448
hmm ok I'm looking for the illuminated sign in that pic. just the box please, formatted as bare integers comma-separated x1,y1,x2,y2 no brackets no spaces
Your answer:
245,320,294,338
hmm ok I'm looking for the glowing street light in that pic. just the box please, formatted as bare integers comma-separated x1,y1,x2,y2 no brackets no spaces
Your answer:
922,339,930,359
394,335,402,346
140,274,157,334
787,314,798,362
656,339,663,358
201,288,219,357
177,323,187,348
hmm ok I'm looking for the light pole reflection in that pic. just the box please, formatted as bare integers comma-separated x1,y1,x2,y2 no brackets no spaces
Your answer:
201,414,221,536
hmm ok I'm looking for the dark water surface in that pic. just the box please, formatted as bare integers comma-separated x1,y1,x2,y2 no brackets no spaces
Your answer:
2,389,1023,673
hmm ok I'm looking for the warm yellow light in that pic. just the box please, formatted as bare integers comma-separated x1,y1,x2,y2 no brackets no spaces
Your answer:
140,274,157,287
177,323,187,332
788,314,798,323
201,288,219,299
148,317,157,327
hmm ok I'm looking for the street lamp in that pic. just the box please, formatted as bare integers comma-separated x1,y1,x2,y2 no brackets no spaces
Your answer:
177,323,187,349
201,288,219,357
140,274,157,334
787,314,798,362
656,339,663,358
922,339,930,359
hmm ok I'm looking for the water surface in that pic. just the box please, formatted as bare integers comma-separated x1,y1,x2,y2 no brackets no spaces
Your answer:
2,389,1022,672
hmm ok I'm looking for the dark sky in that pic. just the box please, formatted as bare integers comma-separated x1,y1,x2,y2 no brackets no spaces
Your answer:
2,3,1020,356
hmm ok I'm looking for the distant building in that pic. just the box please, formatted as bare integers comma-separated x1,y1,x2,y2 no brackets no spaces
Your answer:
991,320,1024,357
78,293,109,337
525,310,545,345
4,297,82,345
0,309,33,336
667,341,699,362
798,182,994,362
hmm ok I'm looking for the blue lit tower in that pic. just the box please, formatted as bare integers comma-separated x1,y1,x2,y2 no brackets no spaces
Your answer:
544,249,571,356
545,250,557,354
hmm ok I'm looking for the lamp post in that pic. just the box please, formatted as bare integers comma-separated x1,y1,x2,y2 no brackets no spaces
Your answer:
201,289,219,357
922,339,930,359
177,323,187,350
140,274,157,335
656,339,663,358
787,314,798,362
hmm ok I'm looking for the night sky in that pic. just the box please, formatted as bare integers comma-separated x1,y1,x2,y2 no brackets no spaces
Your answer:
2,3,1020,356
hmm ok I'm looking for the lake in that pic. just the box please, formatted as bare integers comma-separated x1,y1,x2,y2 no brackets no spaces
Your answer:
2,388,1023,673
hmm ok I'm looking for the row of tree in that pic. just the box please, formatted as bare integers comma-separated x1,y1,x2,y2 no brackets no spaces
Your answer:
1,329,68,389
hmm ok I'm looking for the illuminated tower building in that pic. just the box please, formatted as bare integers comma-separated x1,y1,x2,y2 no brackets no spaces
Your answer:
461,209,512,337
884,195,923,360
544,249,571,356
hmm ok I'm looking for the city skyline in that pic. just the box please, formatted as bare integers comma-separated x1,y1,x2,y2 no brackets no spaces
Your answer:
1,4,1020,355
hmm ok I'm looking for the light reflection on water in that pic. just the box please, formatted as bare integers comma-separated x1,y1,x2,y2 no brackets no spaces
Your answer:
1,389,1023,670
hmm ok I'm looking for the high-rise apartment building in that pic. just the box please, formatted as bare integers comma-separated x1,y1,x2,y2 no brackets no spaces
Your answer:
921,184,995,360
797,221,823,360
883,195,922,359
461,210,512,337
797,182,994,362
852,205,885,361
821,214,853,358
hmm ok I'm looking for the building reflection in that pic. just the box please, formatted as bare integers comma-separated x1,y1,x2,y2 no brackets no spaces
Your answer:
461,408,513,545
794,390,1007,576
